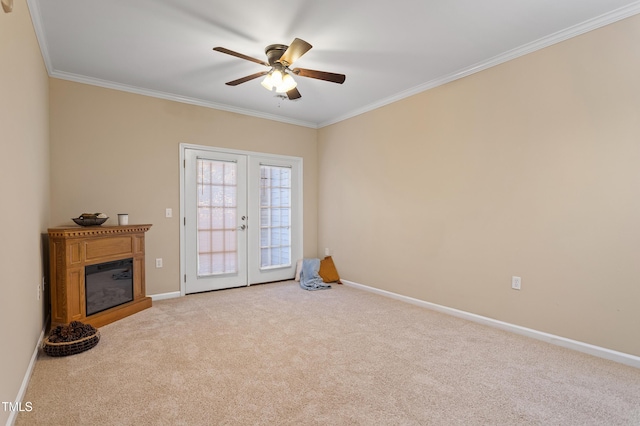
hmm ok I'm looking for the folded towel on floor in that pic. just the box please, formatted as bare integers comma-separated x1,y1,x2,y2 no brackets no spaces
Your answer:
299,258,331,291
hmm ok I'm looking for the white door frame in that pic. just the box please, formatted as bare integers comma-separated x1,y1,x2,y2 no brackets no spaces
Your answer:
179,143,303,296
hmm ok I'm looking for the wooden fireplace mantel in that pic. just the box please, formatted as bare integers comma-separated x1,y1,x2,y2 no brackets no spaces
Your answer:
48,224,153,328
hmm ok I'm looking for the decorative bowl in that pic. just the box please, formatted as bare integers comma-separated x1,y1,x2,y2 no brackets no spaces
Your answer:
72,217,108,226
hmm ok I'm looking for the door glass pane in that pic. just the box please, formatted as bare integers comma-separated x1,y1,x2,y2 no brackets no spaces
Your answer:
197,159,238,276
260,165,291,269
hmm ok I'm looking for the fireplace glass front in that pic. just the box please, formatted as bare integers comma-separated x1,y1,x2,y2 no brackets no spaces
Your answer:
85,258,134,316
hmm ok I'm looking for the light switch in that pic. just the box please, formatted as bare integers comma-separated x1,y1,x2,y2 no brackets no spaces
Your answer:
165,208,172,218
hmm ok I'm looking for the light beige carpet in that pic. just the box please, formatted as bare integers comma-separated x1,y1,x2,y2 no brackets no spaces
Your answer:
16,281,640,425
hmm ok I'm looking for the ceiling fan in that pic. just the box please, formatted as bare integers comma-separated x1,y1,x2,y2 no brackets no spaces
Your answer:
213,38,346,100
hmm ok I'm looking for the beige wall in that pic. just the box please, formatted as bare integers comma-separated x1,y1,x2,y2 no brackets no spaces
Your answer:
0,0,50,423
49,79,318,295
318,15,640,356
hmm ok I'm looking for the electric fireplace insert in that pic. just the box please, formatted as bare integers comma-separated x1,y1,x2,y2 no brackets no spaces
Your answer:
85,258,134,316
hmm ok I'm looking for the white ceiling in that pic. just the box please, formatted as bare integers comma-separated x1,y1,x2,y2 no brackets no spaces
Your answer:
29,0,640,128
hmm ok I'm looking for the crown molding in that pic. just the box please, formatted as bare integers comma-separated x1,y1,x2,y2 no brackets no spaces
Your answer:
49,70,318,129
26,0,52,74
318,1,640,128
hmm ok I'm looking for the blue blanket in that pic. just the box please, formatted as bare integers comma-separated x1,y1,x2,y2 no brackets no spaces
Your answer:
299,258,331,291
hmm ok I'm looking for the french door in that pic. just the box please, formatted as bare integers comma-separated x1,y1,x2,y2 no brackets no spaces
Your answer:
182,146,302,294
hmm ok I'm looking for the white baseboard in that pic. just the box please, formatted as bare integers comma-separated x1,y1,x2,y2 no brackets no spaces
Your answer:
342,279,640,369
150,291,181,301
6,323,46,426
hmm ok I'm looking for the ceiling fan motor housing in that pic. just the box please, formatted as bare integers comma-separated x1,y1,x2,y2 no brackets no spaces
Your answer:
265,44,289,66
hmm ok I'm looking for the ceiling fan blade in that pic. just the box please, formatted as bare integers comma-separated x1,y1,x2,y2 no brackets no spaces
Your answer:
292,68,346,84
213,47,269,67
278,38,312,66
287,87,302,100
225,71,269,86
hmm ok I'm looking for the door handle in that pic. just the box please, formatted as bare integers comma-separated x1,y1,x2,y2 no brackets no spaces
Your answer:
238,224,246,231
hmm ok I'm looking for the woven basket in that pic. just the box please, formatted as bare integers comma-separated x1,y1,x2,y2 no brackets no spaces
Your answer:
42,330,100,357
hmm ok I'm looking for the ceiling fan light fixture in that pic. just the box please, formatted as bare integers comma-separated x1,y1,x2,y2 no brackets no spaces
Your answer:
270,69,283,87
277,73,297,93
261,73,274,90
261,69,297,93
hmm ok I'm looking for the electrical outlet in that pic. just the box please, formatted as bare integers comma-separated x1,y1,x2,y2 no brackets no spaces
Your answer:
165,208,172,218
512,276,521,290
324,248,330,256
156,258,163,268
